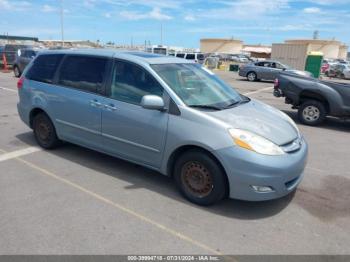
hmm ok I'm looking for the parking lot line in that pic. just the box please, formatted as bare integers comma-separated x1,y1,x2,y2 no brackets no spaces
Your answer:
1,147,222,255
0,147,42,162
244,86,273,96
0,86,17,93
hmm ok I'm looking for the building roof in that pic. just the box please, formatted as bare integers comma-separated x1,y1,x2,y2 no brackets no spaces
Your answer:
242,45,271,54
200,38,243,43
284,39,342,45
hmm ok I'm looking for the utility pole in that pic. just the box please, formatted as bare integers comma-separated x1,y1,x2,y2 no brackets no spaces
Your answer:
160,23,163,46
60,0,64,47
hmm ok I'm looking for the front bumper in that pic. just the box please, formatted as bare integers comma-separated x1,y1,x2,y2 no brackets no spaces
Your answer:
215,137,308,201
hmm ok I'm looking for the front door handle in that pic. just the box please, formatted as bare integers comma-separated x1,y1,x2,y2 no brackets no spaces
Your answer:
90,99,102,108
104,104,117,111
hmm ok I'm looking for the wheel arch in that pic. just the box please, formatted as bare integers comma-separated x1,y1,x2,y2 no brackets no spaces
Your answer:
299,90,330,113
29,107,48,129
166,145,230,195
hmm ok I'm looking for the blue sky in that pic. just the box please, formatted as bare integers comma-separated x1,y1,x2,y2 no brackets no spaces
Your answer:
1,0,350,48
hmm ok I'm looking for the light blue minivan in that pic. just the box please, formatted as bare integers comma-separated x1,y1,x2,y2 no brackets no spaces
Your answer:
17,49,308,205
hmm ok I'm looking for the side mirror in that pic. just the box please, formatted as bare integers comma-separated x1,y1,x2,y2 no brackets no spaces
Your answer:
282,68,286,71
141,95,165,111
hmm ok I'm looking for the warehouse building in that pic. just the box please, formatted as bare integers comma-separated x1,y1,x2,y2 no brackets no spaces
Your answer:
271,39,348,70
200,38,243,54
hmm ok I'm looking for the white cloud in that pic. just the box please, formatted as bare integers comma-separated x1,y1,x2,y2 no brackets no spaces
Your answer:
0,0,30,11
184,15,195,21
305,0,350,5
42,4,57,13
104,0,183,9
303,7,321,13
104,12,112,18
120,7,172,20
83,0,96,9
149,7,172,20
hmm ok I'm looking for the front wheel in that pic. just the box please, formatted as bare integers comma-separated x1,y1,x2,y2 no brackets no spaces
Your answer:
298,100,326,126
174,150,228,206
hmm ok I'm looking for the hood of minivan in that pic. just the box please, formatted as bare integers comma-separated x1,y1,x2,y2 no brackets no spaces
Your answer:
205,100,298,146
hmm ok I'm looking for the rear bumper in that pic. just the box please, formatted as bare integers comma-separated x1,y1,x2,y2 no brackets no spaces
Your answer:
215,137,308,201
238,70,246,77
17,102,30,127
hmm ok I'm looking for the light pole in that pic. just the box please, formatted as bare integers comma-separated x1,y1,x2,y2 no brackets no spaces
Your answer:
160,23,163,46
60,0,64,47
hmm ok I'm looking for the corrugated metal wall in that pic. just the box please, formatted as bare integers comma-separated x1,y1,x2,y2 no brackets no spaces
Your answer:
271,44,308,70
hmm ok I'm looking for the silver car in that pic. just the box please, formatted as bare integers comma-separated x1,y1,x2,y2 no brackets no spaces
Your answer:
17,50,308,205
239,60,310,81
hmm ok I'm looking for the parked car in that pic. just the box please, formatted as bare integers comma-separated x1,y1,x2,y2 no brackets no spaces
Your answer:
230,54,249,63
274,71,350,125
342,65,350,79
17,50,307,205
2,44,32,65
324,63,338,77
239,60,312,81
175,52,205,64
13,48,39,77
0,45,4,65
333,64,350,79
321,59,336,74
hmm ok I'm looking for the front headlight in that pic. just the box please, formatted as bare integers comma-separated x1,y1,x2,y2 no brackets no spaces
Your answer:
229,129,285,155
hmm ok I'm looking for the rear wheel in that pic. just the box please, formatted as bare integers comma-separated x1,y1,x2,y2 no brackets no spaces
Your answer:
298,100,326,126
247,71,257,82
13,66,21,77
33,113,60,149
174,150,227,206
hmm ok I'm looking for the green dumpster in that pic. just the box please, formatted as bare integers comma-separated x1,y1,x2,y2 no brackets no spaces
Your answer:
305,51,323,78
229,64,239,72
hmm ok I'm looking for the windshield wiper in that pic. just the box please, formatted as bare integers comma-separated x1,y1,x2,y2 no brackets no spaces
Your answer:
223,96,251,109
188,104,222,110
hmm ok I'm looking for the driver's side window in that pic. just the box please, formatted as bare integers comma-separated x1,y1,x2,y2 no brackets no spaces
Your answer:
110,61,164,105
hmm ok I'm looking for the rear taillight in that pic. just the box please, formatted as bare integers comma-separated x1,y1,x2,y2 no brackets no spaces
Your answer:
274,78,279,89
17,76,24,89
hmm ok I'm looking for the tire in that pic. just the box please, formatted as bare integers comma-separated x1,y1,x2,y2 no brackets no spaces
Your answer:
247,71,257,82
13,65,21,78
33,113,60,149
174,150,228,206
298,100,326,126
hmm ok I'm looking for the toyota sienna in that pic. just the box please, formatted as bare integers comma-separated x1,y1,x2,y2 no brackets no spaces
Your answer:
17,49,308,205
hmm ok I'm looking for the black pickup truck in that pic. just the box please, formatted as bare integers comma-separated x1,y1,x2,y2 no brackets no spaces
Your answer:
274,72,350,125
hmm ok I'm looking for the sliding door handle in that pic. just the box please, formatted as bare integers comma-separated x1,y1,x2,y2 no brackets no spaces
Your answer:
104,104,117,111
90,99,102,107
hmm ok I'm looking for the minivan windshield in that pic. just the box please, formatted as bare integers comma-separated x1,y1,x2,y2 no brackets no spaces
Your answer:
151,63,243,109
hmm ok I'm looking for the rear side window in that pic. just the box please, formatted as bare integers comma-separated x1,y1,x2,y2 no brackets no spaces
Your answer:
27,54,63,84
197,54,204,60
186,54,195,60
58,56,107,93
